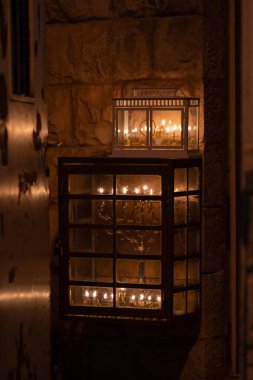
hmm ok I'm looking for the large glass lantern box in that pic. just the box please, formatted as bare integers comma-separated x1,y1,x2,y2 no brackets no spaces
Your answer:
112,89,199,157
58,157,201,324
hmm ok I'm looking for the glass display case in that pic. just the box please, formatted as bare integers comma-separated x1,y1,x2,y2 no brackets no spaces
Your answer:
58,157,201,323
112,89,199,157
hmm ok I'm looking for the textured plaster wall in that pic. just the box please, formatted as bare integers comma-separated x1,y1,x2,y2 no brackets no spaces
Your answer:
46,0,229,379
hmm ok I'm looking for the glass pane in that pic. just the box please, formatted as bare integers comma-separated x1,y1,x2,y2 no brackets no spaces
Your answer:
69,285,113,307
69,258,113,282
116,175,161,196
188,228,200,255
187,290,199,313
188,259,200,286
68,174,113,195
152,109,182,147
174,261,186,287
116,200,161,226
188,196,200,223
173,292,186,315
174,168,187,192
69,200,113,224
116,288,161,309
188,167,199,191
174,197,187,225
117,109,147,147
116,259,161,285
116,230,161,255
69,228,113,253
188,107,198,150
174,229,186,256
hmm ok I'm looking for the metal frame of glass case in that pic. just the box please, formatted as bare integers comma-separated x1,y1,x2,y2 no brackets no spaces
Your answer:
58,157,202,324
112,93,199,157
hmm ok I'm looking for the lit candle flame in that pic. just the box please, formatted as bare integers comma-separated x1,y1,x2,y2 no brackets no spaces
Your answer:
103,293,108,300
98,187,104,194
85,290,89,297
122,186,128,194
134,187,140,194
161,119,166,126
131,295,136,301
92,290,97,298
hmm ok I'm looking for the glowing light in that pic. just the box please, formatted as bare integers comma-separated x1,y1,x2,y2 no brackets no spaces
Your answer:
131,295,136,301
85,290,89,297
92,290,97,298
103,293,108,300
140,294,144,300
161,119,166,126
157,296,161,302
173,124,177,131
143,185,148,191
165,126,170,133
188,126,192,131
148,295,152,301
98,187,104,194
134,187,140,194
122,186,128,194
149,189,153,195
131,128,137,133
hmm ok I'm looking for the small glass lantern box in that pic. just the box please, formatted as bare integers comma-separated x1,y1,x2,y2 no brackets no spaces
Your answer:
58,157,201,324
112,89,199,157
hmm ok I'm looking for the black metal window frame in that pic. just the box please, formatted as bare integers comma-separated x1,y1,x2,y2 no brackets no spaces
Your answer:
58,157,202,325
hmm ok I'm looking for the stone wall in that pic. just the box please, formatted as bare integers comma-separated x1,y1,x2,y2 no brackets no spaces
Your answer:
46,0,230,378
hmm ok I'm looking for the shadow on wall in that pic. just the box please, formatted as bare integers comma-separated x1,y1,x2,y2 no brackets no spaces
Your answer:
52,332,198,380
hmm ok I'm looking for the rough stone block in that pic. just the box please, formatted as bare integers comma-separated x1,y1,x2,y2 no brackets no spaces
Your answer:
203,144,227,207
203,0,227,80
180,339,205,380
73,84,113,146
46,85,74,145
153,16,203,79
47,0,113,21
202,207,227,273
47,17,203,84
46,0,203,21
110,19,152,81
47,20,152,84
204,336,229,380
200,271,227,339
204,79,227,145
